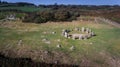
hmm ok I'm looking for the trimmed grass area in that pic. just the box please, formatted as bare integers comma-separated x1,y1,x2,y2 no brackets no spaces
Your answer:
0,20,120,65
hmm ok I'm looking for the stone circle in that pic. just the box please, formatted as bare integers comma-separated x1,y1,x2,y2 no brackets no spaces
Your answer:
62,27,96,40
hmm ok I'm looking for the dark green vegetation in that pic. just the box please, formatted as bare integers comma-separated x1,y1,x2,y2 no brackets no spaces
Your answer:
0,6,46,12
0,1,120,23
0,54,78,67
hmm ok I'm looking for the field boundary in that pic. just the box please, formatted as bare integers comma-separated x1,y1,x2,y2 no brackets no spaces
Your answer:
95,17,120,28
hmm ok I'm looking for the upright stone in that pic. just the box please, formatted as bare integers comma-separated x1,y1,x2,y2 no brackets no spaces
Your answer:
91,32,95,36
82,27,85,33
64,32,68,38
86,28,89,33
62,29,66,36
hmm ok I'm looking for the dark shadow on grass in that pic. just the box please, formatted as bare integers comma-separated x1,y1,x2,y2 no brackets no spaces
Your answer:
0,53,78,67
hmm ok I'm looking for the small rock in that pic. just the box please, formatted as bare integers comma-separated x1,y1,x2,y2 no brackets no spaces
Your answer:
18,40,22,45
90,42,93,45
43,32,47,34
42,38,47,41
54,60,58,64
70,46,75,50
44,51,49,54
68,36,71,39
45,41,51,44
52,32,56,34
57,44,61,48
57,39,61,42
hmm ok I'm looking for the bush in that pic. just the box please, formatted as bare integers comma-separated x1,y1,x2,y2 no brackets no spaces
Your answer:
34,17,47,23
54,10,71,21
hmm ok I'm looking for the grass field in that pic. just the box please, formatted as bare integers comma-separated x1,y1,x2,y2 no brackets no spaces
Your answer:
0,20,120,66
0,6,49,12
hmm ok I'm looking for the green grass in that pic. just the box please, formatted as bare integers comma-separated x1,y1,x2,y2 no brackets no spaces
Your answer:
0,6,49,12
0,21,120,65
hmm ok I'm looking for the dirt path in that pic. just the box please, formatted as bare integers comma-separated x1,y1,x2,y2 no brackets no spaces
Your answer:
95,17,120,28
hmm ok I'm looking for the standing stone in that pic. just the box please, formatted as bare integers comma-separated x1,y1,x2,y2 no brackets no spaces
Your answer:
86,28,90,33
62,29,66,36
82,27,85,32
89,29,92,33
64,32,68,38
91,32,95,36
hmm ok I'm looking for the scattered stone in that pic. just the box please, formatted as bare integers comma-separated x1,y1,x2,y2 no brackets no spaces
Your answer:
90,42,93,45
42,38,47,41
18,40,22,45
68,36,71,39
52,32,56,34
57,44,61,48
45,41,51,44
43,32,47,34
70,46,75,50
57,39,61,42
